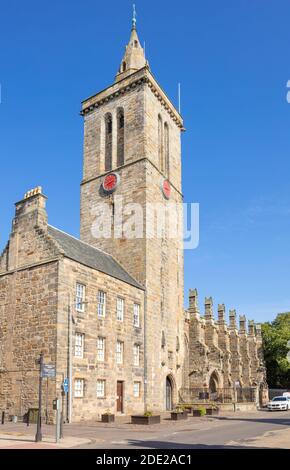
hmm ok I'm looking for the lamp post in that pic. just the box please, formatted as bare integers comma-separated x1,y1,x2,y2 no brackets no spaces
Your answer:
35,352,44,442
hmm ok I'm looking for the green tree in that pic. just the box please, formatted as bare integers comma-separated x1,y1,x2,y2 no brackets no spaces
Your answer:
261,313,290,388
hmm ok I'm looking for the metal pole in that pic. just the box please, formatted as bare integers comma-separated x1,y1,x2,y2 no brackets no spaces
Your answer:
60,391,64,439
35,352,44,442
55,401,60,443
1,411,4,425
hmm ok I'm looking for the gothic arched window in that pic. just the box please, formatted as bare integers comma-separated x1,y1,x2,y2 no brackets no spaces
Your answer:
117,108,125,167
105,113,113,172
158,114,164,172
164,122,169,176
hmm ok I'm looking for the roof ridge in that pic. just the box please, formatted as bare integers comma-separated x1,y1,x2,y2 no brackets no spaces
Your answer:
48,224,115,258
47,224,143,290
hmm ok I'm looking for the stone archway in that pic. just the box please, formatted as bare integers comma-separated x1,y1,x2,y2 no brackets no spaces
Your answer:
166,376,173,411
165,374,177,411
209,371,220,394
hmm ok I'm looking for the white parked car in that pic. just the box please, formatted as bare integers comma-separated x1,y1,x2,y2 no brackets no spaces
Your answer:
267,396,290,411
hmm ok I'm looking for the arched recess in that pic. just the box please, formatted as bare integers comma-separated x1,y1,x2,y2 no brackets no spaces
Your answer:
208,370,222,396
166,374,177,411
182,334,190,389
105,113,113,172
117,108,125,167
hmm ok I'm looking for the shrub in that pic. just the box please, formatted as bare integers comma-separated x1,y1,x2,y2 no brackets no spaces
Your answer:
144,411,153,417
198,407,206,416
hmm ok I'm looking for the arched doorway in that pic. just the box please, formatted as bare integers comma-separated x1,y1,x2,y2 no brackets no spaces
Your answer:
209,371,219,394
166,376,173,411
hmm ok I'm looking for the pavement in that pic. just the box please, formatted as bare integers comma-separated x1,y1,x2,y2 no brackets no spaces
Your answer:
0,431,93,449
0,409,289,449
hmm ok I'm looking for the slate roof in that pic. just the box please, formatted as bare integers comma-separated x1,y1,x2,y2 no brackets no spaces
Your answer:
48,225,143,290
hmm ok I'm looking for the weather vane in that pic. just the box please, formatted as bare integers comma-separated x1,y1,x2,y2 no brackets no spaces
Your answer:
132,4,137,29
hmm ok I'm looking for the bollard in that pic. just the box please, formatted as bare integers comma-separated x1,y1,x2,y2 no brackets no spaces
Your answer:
1,411,4,425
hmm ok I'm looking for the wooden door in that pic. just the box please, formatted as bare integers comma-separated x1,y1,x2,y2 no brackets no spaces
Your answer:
116,381,124,413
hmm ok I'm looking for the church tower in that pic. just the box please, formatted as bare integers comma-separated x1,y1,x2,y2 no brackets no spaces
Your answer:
80,11,184,411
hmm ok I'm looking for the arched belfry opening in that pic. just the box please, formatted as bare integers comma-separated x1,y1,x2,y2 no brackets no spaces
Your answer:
158,114,164,172
117,108,125,167
105,113,113,172
164,122,169,176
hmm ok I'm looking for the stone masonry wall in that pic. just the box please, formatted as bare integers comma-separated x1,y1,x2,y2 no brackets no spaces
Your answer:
56,257,145,422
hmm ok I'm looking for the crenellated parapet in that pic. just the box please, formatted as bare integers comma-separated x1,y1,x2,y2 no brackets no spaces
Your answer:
184,289,267,397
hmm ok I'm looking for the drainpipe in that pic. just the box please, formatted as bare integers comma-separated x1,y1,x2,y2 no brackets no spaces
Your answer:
144,287,148,413
68,296,72,423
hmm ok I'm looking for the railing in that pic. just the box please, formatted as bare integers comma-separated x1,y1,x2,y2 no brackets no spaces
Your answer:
179,387,257,404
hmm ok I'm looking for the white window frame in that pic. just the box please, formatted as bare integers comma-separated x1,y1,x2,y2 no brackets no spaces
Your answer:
117,297,124,322
75,333,84,358
97,337,105,362
74,379,84,398
133,303,140,327
96,379,106,398
97,290,106,318
133,344,140,367
133,381,141,398
116,341,124,365
76,283,86,313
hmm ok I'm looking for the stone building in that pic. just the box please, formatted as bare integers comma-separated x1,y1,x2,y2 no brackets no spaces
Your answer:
0,15,267,422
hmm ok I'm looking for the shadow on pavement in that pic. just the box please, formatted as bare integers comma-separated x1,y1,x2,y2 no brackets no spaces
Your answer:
126,439,274,449
210,415,290,427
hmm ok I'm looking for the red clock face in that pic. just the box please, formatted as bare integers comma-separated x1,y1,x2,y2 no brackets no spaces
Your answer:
161,179,171,200
102,173,120,194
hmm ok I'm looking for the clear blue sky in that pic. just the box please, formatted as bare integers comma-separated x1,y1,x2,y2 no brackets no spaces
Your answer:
1,0,290,323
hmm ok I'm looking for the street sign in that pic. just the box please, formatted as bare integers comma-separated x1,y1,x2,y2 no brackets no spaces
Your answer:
62,378,69,394
42,364,56,378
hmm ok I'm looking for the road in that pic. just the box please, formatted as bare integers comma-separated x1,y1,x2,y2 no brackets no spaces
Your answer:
74,410,290,449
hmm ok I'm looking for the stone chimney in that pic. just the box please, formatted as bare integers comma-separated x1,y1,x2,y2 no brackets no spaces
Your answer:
8,187,48,270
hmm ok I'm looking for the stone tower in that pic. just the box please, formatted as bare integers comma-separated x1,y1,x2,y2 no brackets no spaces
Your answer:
80,15,184,411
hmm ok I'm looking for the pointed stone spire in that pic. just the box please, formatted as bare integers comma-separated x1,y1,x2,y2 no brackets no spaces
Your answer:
189,289,199,317
218,304,226,325
248,320,255,336
229,309,237,329
239,315,247,333
255,324,262,340
204,297,213,320
115,6,148,83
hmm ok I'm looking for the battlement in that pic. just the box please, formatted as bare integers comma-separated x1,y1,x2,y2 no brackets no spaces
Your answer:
184,289,266,390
